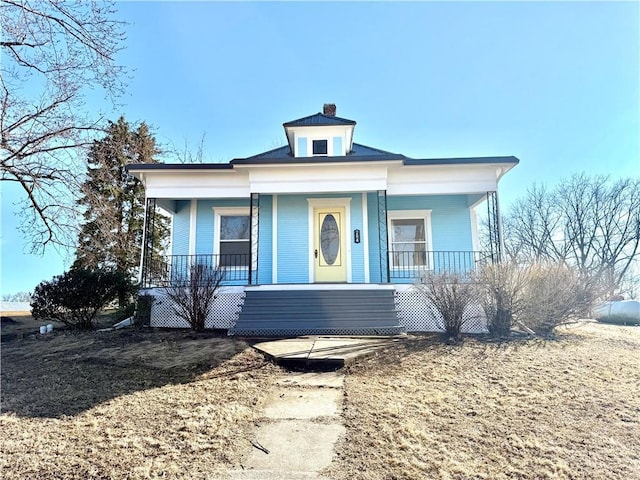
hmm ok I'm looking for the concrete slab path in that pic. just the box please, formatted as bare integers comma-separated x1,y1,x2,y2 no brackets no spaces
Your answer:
229,370,346,480
253,336,401,367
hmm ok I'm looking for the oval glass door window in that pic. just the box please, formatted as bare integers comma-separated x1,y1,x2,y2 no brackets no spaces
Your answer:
320,214,340,265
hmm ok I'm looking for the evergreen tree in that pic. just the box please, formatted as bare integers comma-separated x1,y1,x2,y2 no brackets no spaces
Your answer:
73,117,169,281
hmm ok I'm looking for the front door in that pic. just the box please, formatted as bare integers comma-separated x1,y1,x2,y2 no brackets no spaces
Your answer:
314,207,347,282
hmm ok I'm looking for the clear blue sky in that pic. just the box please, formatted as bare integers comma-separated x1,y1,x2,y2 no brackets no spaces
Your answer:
1,1,638,295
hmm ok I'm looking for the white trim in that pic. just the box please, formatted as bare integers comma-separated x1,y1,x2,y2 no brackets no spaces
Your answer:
284,125,355,157
212,207,251,275
387,209,433,271
212,207,251,256
362,192,370,283
272,195,278,284
131,162,517,199
189,199,197,256
245,164,390,194
306,197,353,283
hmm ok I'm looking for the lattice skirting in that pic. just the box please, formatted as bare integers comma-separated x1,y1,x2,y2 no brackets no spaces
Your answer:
394,285,488,334
142,285,487,334
145,287,245,329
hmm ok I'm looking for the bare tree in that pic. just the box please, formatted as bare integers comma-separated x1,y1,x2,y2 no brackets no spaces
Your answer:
172,133,207,164
1,291,33,302
165,264,225,332
500,174,640,298
1,0,126,253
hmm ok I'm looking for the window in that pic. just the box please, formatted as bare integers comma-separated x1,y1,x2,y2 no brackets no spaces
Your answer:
388,210,431,269
312,139,328,155
214,208,250,267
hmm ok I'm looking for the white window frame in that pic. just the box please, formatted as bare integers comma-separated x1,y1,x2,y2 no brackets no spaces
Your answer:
387,210,433,271
212,207,251,270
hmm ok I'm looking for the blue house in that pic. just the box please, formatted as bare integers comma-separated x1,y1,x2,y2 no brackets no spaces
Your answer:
128,104,518,335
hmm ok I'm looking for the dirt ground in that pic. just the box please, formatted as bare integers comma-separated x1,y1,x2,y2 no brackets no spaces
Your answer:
1,326,283,479
326,322,640,480
2,320,638,479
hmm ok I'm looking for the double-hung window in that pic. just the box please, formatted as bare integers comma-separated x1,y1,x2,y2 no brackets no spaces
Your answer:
388,210,432,270
214,208,250,267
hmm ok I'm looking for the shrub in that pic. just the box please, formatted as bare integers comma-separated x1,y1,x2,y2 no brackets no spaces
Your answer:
165,264,224,331
415,273,476,339
475,262,530,337
519,263,592,336
31,269,135,329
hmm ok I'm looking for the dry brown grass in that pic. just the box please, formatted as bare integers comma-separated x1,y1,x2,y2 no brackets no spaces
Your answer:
1,328,283,479
327,322,640,480
4,319,639,479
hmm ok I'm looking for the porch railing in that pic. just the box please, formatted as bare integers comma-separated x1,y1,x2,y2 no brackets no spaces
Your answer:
388,250,491,279
142,250,491,287
143,254,250,288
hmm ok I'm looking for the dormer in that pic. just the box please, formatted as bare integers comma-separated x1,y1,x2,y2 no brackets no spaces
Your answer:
283,104,356,158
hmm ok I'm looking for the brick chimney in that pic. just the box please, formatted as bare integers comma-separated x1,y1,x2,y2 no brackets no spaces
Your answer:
322,103,336,117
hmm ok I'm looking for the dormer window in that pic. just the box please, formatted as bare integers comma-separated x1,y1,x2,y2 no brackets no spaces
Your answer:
312,139,328,155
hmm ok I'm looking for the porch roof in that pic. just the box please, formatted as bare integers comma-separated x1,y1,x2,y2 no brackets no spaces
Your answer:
126,154,518,172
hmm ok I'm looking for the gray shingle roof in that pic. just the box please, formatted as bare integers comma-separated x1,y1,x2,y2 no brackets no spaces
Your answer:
283,112,356,127
350,143,399,156
245,142,399,159
246,145,292,159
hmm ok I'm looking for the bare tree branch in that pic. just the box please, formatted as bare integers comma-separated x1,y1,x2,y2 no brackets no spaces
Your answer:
499,174,640,298
0,0,127,253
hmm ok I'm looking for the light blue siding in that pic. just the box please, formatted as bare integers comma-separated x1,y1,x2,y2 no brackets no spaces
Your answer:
170,193,473,285
277,195,309,283
332,136,342,156
196,199,250,255
275,193,365,283
367,192,384,283
387,195,473,251
349,194,365,282
366,194,475,283
297,137,307,157
195,200,213,255
257,195,273,285
171,200,191,256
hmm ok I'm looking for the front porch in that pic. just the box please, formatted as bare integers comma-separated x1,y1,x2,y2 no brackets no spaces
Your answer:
138,192,499,336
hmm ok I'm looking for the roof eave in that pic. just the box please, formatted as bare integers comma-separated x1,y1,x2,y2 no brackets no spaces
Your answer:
231,155,406,166
403,156,520,167
125,163,234,173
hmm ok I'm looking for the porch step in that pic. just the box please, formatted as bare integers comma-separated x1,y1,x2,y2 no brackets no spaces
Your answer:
229,288,405,337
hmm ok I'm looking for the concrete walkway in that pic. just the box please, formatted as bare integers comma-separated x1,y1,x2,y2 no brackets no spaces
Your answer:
228,337,401,478
252,336,401,368
229,371,346,479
